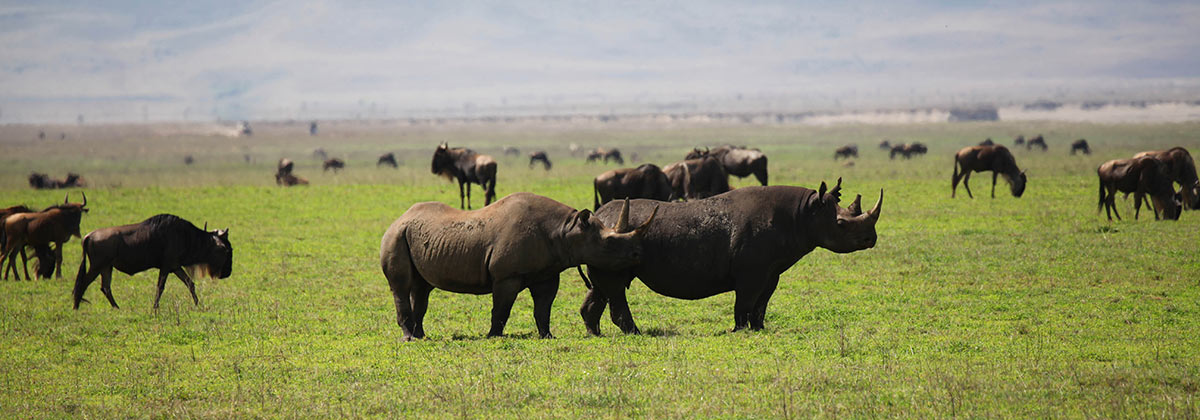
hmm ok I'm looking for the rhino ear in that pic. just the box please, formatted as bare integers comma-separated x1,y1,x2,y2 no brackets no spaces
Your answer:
574,209,593,229
818,181,828,199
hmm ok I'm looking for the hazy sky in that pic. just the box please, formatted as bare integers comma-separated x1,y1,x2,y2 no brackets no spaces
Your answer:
2,0,1199,122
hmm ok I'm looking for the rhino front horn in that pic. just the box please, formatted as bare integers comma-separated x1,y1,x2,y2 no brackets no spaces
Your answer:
867,189,883,222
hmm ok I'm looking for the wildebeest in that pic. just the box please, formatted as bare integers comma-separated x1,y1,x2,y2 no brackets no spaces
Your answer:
1070,139,1091,155
593,164,675,210
833,145,858,160
1014,135,1026,146
951,145,1027,198
1026,135,1048,151
238,121,253,136
72,214,232,309
580,180,881,335
377,153,399,168
0,205,34,279
323,158,345,172
664,155,730,199
2,194,88,281
889,143,928,160
1097,157,1179,221
28,172,85,189
312,148,328,160
184,155,195,165
1133,147,1200,210
878,140,891,149
431,143,498,209
979,138,995,146
686,145,768,186
503,146,520,157
277,158,295,176
586,148,624,165
379,193,656,340
309,121,318,136
529,151,552,170
275,158,308,186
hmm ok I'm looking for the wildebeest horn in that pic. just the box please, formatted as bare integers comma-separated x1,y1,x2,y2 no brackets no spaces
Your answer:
203,222,208,231
64,193,70,204
633,205,659,236
848,194,863,216
616,198,631,232
80,191,86,207
866,189,883,222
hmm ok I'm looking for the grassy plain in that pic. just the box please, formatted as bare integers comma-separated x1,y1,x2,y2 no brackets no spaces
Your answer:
1,119,1199,418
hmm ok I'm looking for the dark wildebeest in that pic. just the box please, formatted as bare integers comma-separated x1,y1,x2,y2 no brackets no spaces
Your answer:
1070,139,1091,155
1097,157,1179,221
184,155,195,165
878,140,891,150
2,194,88,281
1014,135,1026,146
380,193,656,340
889,143,928,160
664,155,730,199
586,148,624,165
323,158,345,172
1133,147,1200,210
278,158,295,176
377,153,399,168
309,121,318,136
275,173,309,186
951,145,1027,198
431,143,498,209
979,138,995,146
72,214,232,309
529,151,552,170
239,121,253,136
0,205,56,281
0,205,34,279
834,145,858,160
503,146,520,157
593,164,675,210
1026,135,1048,151
28,172,85,189
686,145,768,186
580,179,882,335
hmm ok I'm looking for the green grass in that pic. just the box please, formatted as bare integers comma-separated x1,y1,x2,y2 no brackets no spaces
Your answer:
1,120,1199,418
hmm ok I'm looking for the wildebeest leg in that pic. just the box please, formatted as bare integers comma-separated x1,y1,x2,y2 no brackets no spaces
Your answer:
173,268,201,307
529,278,559,339
409,279,433,339
54,241,64,278
951,161,962,198
19,247,30,281
152,269,170,309
99,266,119,309
579,288,609,336
962,172,974,199
1133,192,1144,220
1109,187,1122,221
488,278,523,338
749,275,781,331
991,171,998,198
457,180,466,209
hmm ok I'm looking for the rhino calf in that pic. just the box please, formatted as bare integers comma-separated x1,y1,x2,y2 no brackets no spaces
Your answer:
380,193,656,340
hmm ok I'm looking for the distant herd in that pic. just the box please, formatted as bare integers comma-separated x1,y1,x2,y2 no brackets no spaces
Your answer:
8,133,1198,340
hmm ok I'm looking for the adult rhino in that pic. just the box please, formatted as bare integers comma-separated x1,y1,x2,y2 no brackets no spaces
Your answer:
686,145,768,185
580,179,881,335
380,193,657,341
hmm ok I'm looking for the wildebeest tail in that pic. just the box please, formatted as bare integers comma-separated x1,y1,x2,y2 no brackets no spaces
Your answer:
72,235,90,308
952,155,959,186
485,175,497,205
1097,176,1105,213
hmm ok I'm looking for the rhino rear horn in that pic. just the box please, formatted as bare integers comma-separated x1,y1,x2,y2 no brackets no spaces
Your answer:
633,205,659,236
615,198,631,233
848,194,863,216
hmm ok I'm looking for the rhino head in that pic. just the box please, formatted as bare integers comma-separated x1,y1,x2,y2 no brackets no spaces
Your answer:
565,199,657,270
810,178,882,253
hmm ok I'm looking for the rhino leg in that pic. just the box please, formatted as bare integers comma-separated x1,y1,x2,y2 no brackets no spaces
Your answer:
732,274,773,332
409,279,433,339
487,278,523,338
749,275,781,331
579,288,609,336
585,274,639,334
529,278,559,339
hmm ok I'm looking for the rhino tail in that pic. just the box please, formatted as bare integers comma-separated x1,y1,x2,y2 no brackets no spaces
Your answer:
593,181,601,211
576,265,592,289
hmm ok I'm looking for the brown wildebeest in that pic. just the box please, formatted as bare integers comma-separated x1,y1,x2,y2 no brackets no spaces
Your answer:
380,193,656,340
1026,135,1047,151
377,153,399,168
277,158,295,176
833,145,858,160
431,143,498,209
878,140,891,149
1097,157,1179,221
323,158,345,172
276,173,309,186
28,172,85,189
2,194,88,281
581,179,881,335
664,155,730,199
586,148,624,165
1013,135,1026,146
686,145,768,185
184,155,195,165
979,138,995,146
1133,147,1200,210
73,214,232,309
889,143,928,160
0,205,55,280
528,151,552,170
0,205,34,278
593,164,675,210
1070,139,1091,155
952,145,1027,198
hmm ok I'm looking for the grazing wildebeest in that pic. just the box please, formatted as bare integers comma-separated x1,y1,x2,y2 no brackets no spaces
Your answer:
889,143,928,160
593,164,675,210
878,140,891,149
1070,139,1091,155
580,179,882,335
1026,135,1048,151
686,145,768,186
979,138,995,146
834,145,858,160
184,155,195,165
586,148,624,165
380,193,657,340
1133,147,1200,210
312,148,328,161
1014,135,1026,146
323,158,345,172
72,214,232,309
664,155,730,199
276,173,309,186
528,151,552,170
503,146,520,157
1097,157,1179,221
431,143,498,209
28,172,85,189
951,145,1027,198
2,194,88,281
377,153,399,168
